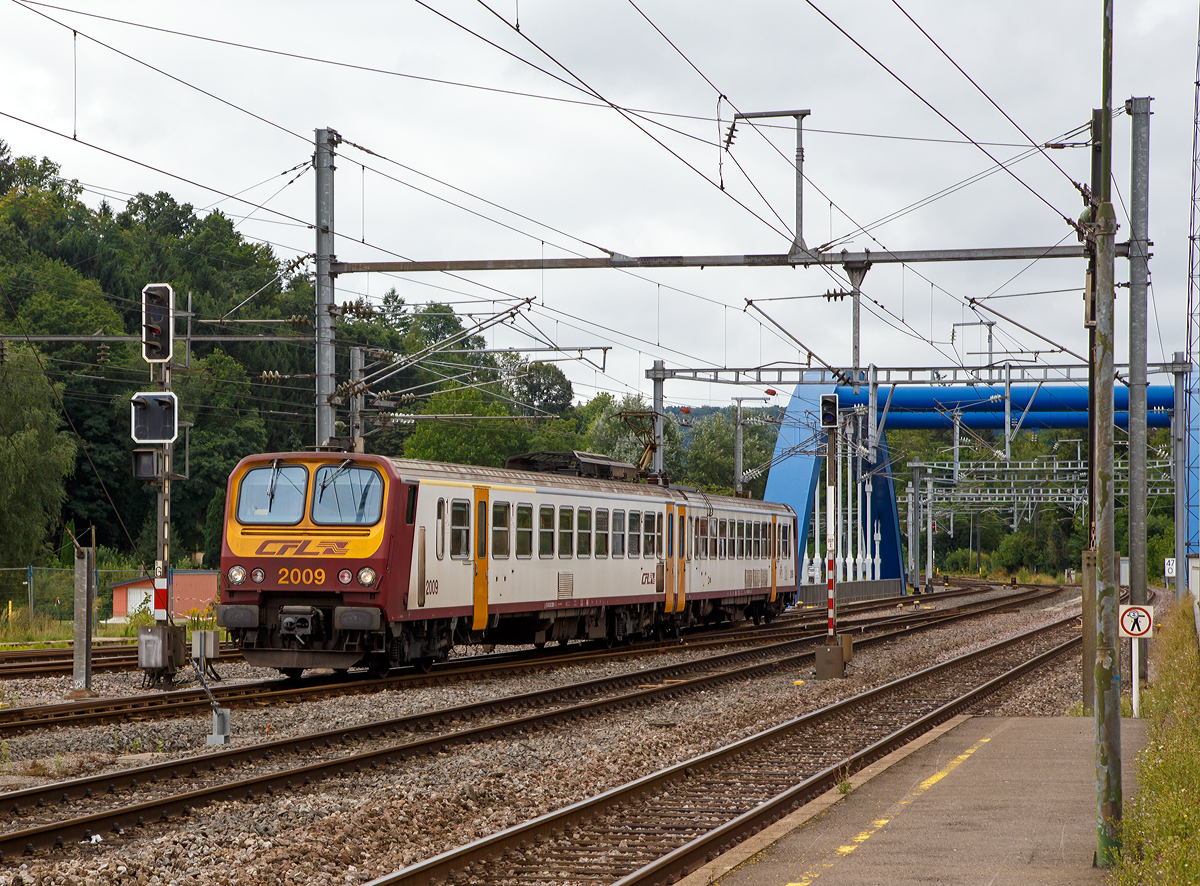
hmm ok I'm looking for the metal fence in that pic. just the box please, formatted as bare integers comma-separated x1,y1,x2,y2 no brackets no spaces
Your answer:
0,567,147,624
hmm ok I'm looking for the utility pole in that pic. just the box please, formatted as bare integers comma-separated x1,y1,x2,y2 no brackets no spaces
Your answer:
71,529,93,692
651,359,665,478
1094,1,1122,866
732,396,769,494
1127,96,1151,675
315,128,340,448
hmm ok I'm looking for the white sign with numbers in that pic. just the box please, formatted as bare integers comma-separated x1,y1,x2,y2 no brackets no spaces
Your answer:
1165,557,1176,578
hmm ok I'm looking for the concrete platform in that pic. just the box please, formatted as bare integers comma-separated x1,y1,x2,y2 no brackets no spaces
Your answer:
682,716,1146,886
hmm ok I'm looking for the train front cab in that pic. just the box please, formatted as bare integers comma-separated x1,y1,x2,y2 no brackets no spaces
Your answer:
217,454,414,675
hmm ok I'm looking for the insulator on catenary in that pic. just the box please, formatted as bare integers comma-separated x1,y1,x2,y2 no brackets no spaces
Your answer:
261,370,285,382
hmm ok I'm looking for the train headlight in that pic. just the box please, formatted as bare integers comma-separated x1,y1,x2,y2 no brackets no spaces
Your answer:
250,568,265,584
227,565,247,586
338,569,353,585
357,567,377,588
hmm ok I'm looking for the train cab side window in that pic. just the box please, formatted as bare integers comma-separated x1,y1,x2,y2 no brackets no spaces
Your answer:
406,486,418,524
436,499,446,560
516,504,533,558
595,509,609,557
492,502,510,558
539,506,555,558
718,520,727,559
558,507,574,557
628,511,641,557
612,510,626,557
450,500,470,559
577,508,592,558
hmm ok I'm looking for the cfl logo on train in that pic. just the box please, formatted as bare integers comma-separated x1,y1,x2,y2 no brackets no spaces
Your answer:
254,539,351,556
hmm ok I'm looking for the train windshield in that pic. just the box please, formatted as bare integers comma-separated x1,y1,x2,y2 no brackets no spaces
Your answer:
236,463,308,525
312,464,384,525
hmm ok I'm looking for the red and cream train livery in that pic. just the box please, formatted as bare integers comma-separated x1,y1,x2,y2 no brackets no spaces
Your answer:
217,452,799,676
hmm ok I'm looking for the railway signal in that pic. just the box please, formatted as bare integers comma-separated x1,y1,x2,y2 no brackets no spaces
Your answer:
131,391,179,444
141,283,174,364
820,393,839,429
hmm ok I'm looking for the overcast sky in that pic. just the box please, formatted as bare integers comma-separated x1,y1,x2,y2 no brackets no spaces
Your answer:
1,0,1196,413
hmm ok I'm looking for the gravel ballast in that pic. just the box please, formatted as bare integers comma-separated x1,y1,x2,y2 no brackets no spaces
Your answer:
0,590,1096,886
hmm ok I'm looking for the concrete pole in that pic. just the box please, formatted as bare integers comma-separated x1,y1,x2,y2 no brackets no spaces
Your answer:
845,264,869,394
72,539,93,690
1004,362,1012,460
652,359,665,476
734,399,744,494
1082,549,1097,713
1094,8,1123,860
315,128,339,448
350,347,365,454
865,474,874,580
1127,96,1151,675
1173,352,1187,600
849,421,857,580
794,113,808,254
926,476,934,588
836,422,844,580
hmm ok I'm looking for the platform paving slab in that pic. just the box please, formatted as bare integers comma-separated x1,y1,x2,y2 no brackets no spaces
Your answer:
680,716,1146,886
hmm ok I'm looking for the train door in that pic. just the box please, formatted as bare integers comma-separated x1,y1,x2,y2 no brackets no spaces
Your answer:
664,505,675,613
770,514,778,603
472,486,489,630
676,503,686,613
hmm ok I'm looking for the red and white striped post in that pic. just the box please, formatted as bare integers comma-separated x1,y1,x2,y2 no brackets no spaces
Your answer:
826,429,837,640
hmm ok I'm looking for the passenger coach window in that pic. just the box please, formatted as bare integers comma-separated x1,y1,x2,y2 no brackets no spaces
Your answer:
643,513,655,558
539,506,554,558
577,508,592,557
312,464,384,525
595,509,609,557
516,504,533,558
612,510,626,557
710,519,717,559
653,513,663,559
559,507,574,557
236,463,307,525
629,511,641,557
753,522,761,559
719,520,727,559
782,524,791,558
436,499,446,560
450,500,470,558
737,521,745,559
492,502,510,558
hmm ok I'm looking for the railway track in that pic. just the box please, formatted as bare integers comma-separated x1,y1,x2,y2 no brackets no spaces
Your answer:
0,643,242,680
0,586,1073,858
0,584,1064,737
364,618,1081,886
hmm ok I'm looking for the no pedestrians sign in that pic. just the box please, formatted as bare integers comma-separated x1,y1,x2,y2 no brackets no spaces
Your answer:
1118,605,1154,639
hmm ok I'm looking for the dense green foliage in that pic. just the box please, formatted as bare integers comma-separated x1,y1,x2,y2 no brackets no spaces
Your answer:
1113,598,1200,885
0,140,784,570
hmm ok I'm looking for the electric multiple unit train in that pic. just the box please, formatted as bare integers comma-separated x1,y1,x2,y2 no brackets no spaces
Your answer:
217,452,799,676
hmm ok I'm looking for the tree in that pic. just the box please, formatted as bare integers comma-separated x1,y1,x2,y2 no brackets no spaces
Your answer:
403,388,529,467
509,361,573,416
584,394,685,478
683,410,778,499
0,346,77,565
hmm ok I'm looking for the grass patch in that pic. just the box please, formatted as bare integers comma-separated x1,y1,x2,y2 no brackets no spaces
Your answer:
1111,597,1200,885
